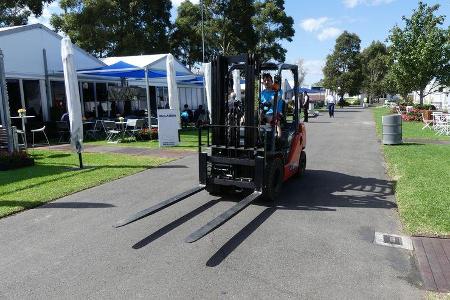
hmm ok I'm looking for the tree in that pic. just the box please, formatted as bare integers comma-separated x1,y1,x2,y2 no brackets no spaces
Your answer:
295,58,306,86
322,31,363,96
253,0,295,63
0,0,53,27
172,0,258,67
387,1,450,105
51,0,172,57
361,41,389,103
171,0,294,66
170,1,205,69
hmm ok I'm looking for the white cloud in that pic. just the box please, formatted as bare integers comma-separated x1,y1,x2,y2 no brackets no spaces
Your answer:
299,17,343,41
317,27,342,41
300,17,329,32
172,0,199,7
304,60,325,77
343,0,395,8
28,1,62,29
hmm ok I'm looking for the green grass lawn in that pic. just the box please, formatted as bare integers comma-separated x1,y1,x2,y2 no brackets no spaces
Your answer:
372,107,450,235
0,150,171,218
372,107,450,141
86,128,209,150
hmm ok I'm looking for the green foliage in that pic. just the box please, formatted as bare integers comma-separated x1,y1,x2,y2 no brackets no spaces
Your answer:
51,0,173,57
0,0,53,26
387,1,450,104
372,107,450,235
171,0,294,65
323,31,363,96
170,1,205,68
253,0,295,63
361,41,390,102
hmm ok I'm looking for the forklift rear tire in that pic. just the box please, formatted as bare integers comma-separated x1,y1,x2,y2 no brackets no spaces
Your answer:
296,151,306,178
263,158,284,204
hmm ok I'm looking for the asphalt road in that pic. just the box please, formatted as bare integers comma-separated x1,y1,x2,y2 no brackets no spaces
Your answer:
0,107,422,299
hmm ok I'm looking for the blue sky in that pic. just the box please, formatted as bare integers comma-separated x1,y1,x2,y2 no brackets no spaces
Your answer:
30,0,449,85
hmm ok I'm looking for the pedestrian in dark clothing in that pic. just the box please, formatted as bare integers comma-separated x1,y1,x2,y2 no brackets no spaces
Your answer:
339,95,344,109
303,91,309,122
182,104,193,122
194,105,207,127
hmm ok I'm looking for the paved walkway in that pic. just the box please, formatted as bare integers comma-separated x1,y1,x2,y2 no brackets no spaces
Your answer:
0,108,422,299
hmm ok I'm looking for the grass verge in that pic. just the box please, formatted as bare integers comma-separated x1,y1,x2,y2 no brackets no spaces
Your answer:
86,128,209,150
0,150,171,218
372,107,450,141
372,107,450,235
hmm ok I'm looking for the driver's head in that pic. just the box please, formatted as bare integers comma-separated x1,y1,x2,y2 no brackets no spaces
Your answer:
262,73,273,89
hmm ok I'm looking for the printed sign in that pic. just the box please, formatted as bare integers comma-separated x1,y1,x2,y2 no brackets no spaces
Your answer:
157,109,179,147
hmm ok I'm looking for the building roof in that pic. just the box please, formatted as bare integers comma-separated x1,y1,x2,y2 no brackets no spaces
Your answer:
0,23,105,67
101,54,191,75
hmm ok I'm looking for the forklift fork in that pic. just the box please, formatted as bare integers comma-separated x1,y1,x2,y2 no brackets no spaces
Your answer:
185,190,262,243
114,185,206,228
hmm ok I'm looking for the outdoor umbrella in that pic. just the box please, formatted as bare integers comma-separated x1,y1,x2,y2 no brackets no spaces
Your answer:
203,62,212,122
61,37,84,168
233,69,241,102
166,54,181,126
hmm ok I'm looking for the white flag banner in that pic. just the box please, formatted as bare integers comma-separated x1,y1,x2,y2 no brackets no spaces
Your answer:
233,69,241,101
166,54,180,127
203,62,212,122
61,37,83,153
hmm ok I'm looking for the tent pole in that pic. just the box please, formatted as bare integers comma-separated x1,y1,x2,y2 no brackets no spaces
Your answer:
144,66,151,138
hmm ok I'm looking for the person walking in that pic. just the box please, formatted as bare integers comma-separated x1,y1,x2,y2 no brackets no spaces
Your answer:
303,91,309,122
326,93,336,117
339,95,344,109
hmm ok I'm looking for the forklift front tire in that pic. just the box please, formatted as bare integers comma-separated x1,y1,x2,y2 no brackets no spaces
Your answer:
206,183,223,196
263,158,284,204
296,151,307,178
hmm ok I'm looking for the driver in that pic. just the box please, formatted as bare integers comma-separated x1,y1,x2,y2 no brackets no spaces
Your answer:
260,73,283,135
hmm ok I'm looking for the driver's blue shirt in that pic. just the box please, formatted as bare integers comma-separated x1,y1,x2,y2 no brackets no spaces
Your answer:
260,89,283,116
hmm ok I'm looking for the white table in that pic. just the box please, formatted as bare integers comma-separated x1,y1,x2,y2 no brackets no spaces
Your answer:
10,115,35,148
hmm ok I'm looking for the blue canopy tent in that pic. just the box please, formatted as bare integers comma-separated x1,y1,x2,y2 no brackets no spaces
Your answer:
78,58,203,126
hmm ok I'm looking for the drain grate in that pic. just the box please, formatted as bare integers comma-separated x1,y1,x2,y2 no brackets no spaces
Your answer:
383,234,403,245
374,232,413,250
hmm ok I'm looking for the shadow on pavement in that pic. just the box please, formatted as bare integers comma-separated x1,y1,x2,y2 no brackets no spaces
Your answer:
277,169,397,210
129,169,397,266
132,199,221,249
206,207,276,267
205,169,397,266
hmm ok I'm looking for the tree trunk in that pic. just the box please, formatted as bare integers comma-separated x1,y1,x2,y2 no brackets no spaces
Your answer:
419,89,424,106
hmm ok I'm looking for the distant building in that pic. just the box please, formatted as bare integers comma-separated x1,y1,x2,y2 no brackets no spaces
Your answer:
412,80,449,110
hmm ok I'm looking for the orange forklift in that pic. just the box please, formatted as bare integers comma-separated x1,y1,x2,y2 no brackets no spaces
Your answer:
115,54,306,243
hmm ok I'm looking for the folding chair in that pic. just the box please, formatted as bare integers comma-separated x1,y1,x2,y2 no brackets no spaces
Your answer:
102,120,120,142
85,121,102,140
126,119,144,140
56,121,70,143
421,112,433,130
31,126,50,148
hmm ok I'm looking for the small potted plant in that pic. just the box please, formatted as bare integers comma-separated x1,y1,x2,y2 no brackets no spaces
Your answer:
18,108,26,117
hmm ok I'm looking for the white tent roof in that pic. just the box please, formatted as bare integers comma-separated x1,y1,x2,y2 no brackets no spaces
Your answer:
101,54,192,74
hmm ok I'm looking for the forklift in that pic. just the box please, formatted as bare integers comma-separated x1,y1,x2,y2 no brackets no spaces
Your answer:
115,54,306,243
